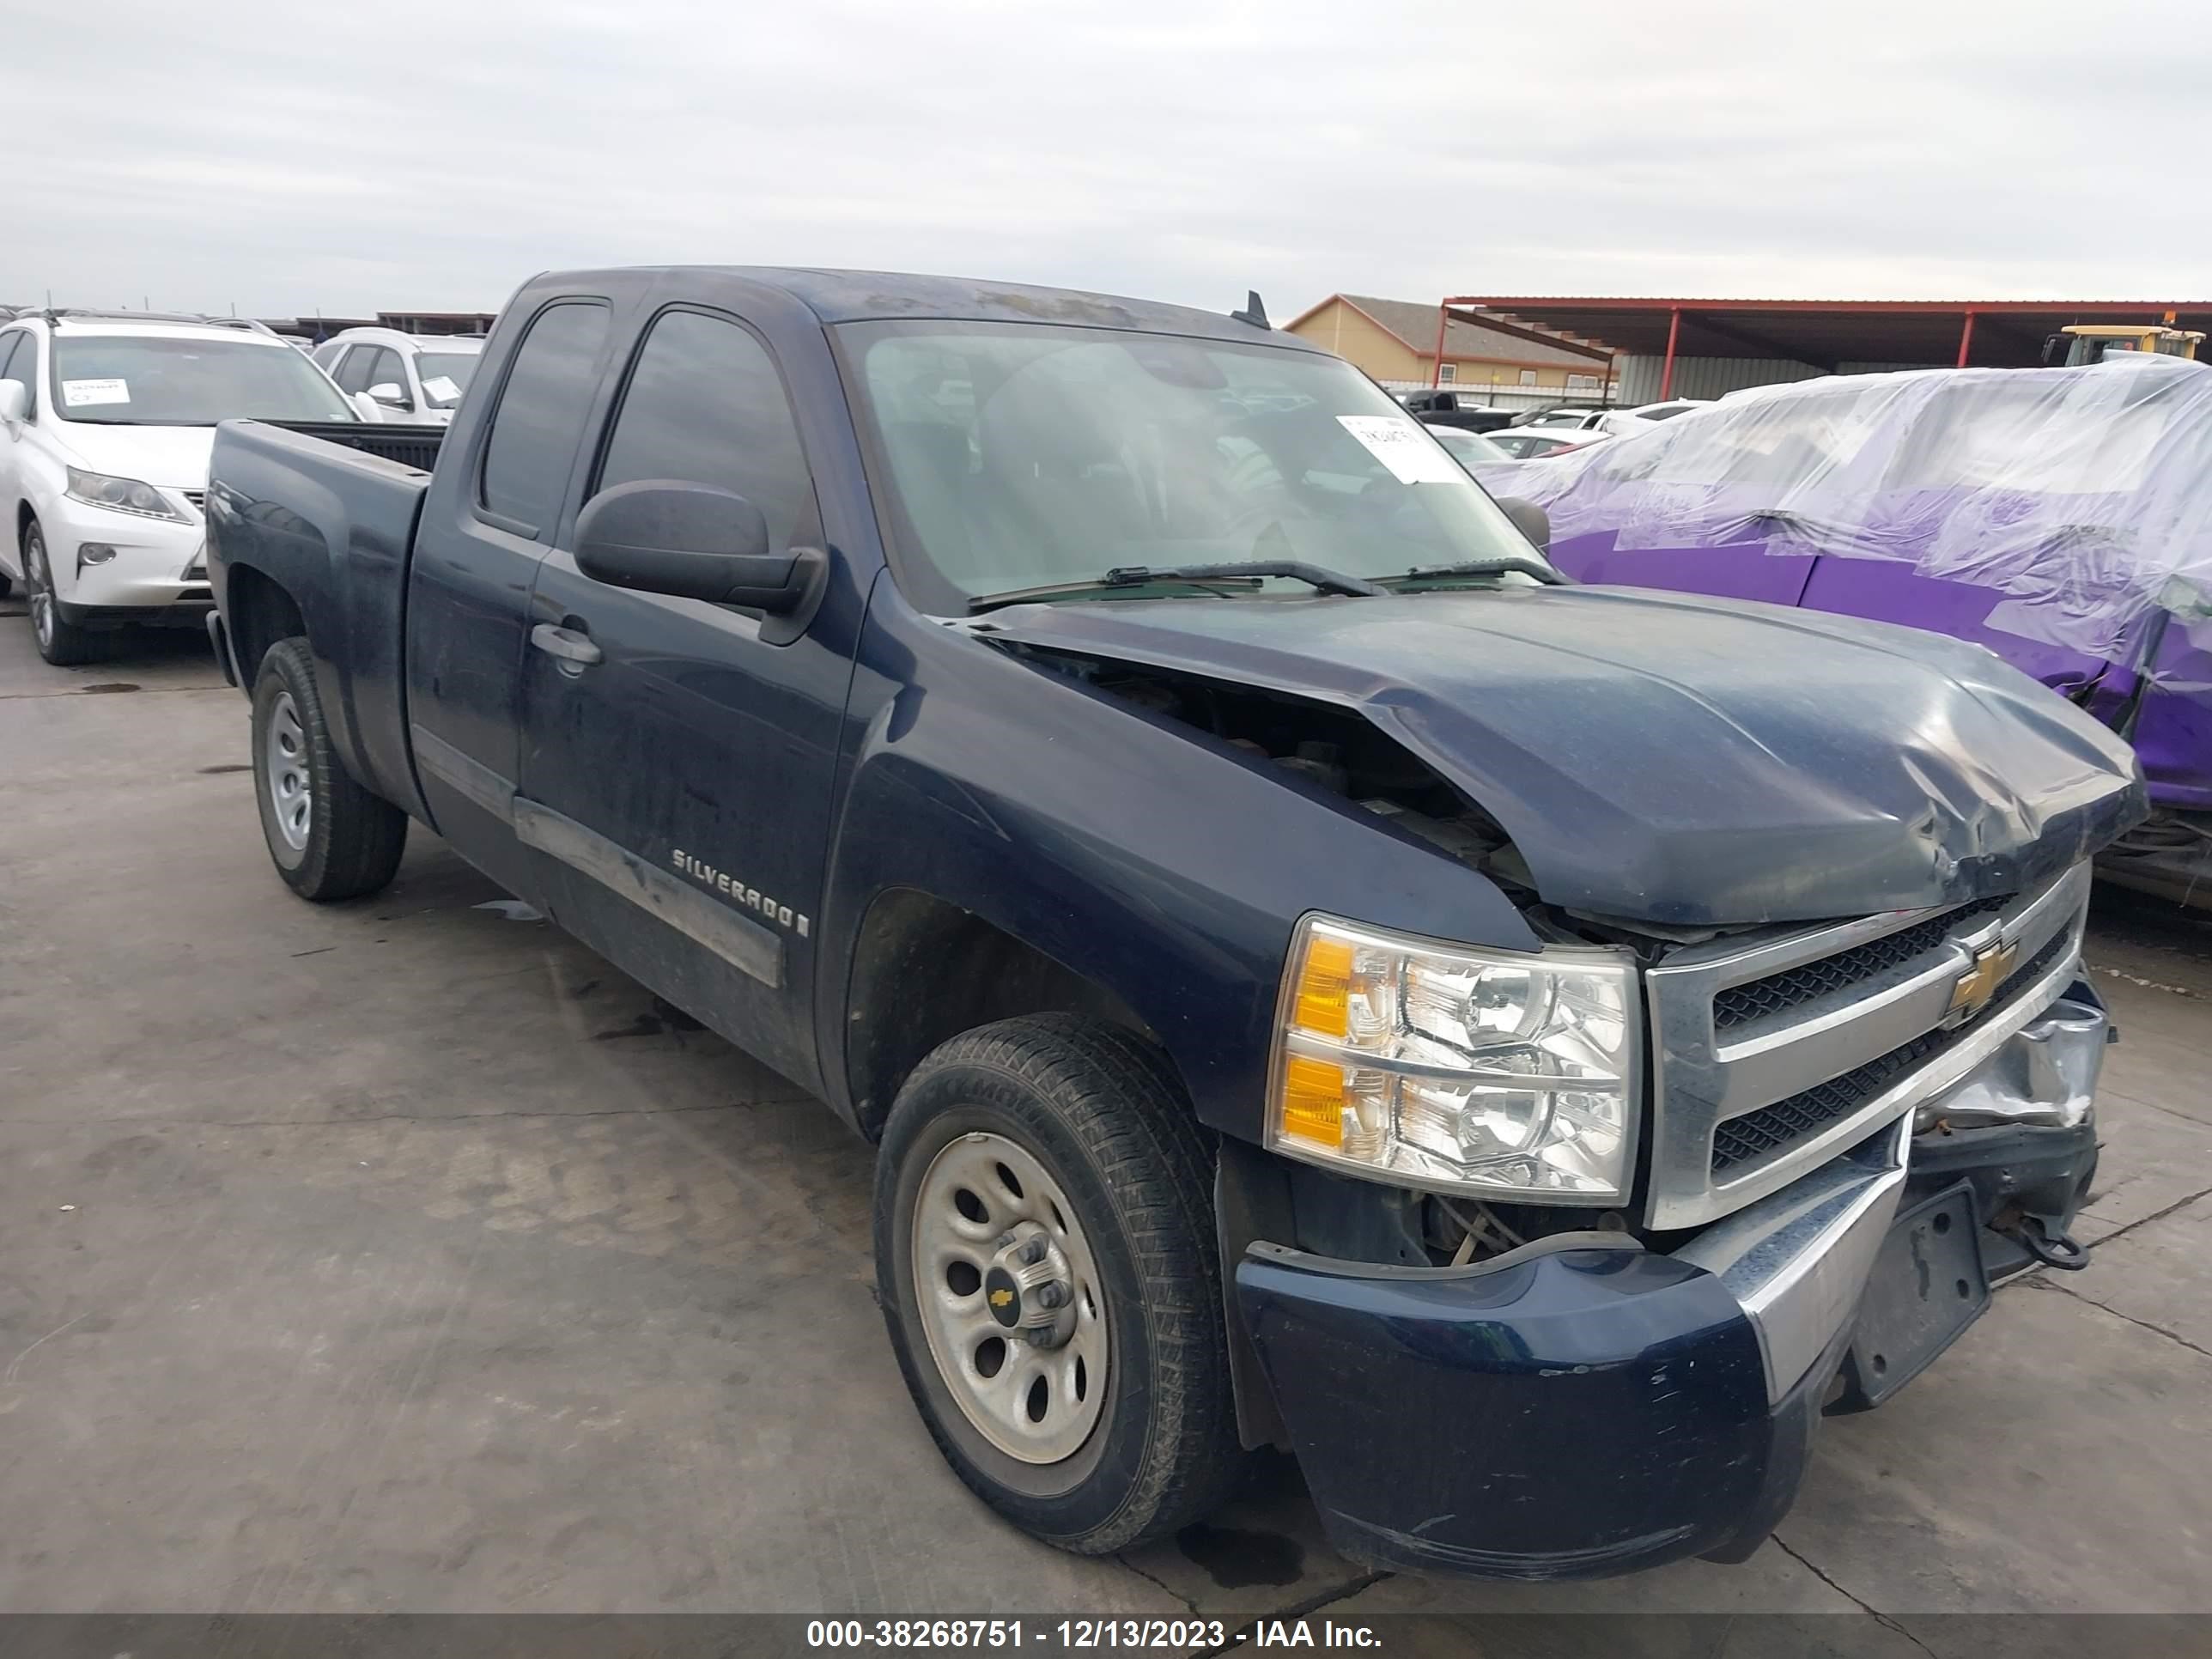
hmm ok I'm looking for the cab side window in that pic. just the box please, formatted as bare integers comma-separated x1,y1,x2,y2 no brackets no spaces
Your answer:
594,309,821,552
477,301,612,538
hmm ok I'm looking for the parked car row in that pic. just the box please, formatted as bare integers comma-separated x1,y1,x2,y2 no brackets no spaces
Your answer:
190,262,2138,1581
1398,389,1717,459
0,308,472,663
0,311,365,663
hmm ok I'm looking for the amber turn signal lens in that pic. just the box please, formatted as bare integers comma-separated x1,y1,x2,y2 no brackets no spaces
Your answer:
1279,1053,1346,1148
1292,933,1355,1036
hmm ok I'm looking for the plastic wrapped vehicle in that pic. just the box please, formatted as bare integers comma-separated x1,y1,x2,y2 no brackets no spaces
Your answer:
1474,355,2212,903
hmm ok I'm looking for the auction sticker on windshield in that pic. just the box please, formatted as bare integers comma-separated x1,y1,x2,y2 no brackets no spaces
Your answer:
422,375,463,402
62,379,131,407
1337,415,1466,485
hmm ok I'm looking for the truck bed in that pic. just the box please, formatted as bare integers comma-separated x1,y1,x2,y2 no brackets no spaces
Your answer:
206,418,445,816
271,420,447,474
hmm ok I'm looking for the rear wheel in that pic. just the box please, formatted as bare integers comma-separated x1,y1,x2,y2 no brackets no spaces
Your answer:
875,1015,1246,1553
250,637,408,900
22,520,110,666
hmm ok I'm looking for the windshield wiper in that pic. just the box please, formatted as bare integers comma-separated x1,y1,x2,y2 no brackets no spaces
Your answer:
1376,556,1567,589
966,560,1386,614
967,574,1261,613
1105,560,1388,597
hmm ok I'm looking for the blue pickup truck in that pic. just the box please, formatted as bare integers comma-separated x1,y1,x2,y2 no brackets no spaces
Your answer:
204,265,2142,1580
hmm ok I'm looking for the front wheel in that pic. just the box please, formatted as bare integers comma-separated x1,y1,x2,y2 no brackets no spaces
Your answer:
250,637,408,901
875,1015,1246,1553
22,520,110,666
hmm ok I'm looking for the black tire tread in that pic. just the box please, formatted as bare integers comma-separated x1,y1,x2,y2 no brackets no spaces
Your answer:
885,1013,1245,1553
256,638,407,901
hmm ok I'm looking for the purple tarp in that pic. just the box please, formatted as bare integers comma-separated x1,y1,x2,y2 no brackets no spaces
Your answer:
1474,356,2212,810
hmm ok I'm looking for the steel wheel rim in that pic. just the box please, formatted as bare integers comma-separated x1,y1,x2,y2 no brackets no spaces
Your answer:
264,690,313,851
911,1130,1109,1464
27,534,53,650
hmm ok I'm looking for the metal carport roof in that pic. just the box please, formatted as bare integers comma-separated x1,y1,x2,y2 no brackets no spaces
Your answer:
1433,296,2212,380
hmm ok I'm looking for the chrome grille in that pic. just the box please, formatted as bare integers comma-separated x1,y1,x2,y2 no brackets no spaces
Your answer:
1711,896,2009,1033
1709,927,2073,1175
1644,862,2091,1229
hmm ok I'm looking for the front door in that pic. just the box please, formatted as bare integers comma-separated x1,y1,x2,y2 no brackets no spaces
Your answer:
0,329,33,582
514,304,854,1088
404,296,614,893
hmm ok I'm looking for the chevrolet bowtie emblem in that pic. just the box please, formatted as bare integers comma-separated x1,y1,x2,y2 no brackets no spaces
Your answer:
1948,939,2020,1023
989,1288,1014,1309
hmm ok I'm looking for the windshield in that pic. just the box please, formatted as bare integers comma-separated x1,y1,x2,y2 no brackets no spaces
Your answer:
52,335,356,426
842,319,1547,610
414,350,479,409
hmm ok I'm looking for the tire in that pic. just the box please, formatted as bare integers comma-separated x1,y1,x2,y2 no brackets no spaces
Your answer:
250,637,408,901
0,570,12,599
875,1014,1246,1553
21,520,111,666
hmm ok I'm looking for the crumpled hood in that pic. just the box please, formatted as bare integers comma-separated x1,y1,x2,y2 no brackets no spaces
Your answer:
974,584,2148,926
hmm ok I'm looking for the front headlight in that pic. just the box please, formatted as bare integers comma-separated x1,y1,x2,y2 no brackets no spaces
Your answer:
1267,915,1638,1201
64,467,187,522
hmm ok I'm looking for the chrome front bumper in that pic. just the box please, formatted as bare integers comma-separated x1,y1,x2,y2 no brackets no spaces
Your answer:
1673,984,2109,1403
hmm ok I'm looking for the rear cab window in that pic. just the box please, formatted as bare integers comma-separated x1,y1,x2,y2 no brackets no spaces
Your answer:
477,301,612,538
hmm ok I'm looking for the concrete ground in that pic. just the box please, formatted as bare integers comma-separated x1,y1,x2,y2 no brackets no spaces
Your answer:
2,606,2209,1645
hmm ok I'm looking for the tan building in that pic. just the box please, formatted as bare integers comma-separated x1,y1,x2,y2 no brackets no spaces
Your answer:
1285,294,1613,395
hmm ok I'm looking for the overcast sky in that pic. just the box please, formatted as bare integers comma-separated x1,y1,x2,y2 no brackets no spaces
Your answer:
6,0,2207,323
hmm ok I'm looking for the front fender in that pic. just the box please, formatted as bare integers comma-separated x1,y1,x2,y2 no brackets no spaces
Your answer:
814,586,1538,1143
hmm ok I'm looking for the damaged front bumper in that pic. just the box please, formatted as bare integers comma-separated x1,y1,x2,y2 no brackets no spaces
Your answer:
1233,982,2107,1580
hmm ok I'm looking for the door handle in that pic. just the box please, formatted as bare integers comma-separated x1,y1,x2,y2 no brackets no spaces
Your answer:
531,623,603,667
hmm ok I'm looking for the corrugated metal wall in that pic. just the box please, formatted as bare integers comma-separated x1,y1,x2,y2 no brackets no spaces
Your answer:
1614,356,1822,404
1615,356,1947,404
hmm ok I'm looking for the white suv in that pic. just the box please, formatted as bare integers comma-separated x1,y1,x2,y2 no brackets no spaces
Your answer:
312,327,483,426
0,311,358,664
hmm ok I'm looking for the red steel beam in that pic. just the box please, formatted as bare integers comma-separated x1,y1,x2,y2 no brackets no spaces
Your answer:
1956,308,1977,368
1430,303,1449,387
1661,306,1682,399
1443,295,2212,315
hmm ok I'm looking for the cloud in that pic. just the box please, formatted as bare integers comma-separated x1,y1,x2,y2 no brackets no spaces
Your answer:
6,0,2210,319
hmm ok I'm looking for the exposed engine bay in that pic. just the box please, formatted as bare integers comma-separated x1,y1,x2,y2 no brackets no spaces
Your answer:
1016,642,1704,1267
1009,641,1753,963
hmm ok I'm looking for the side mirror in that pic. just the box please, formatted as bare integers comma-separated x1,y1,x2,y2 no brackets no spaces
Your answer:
367,381,411,410
1497,495,1550,550
0,380,24,426
576,480,824,617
